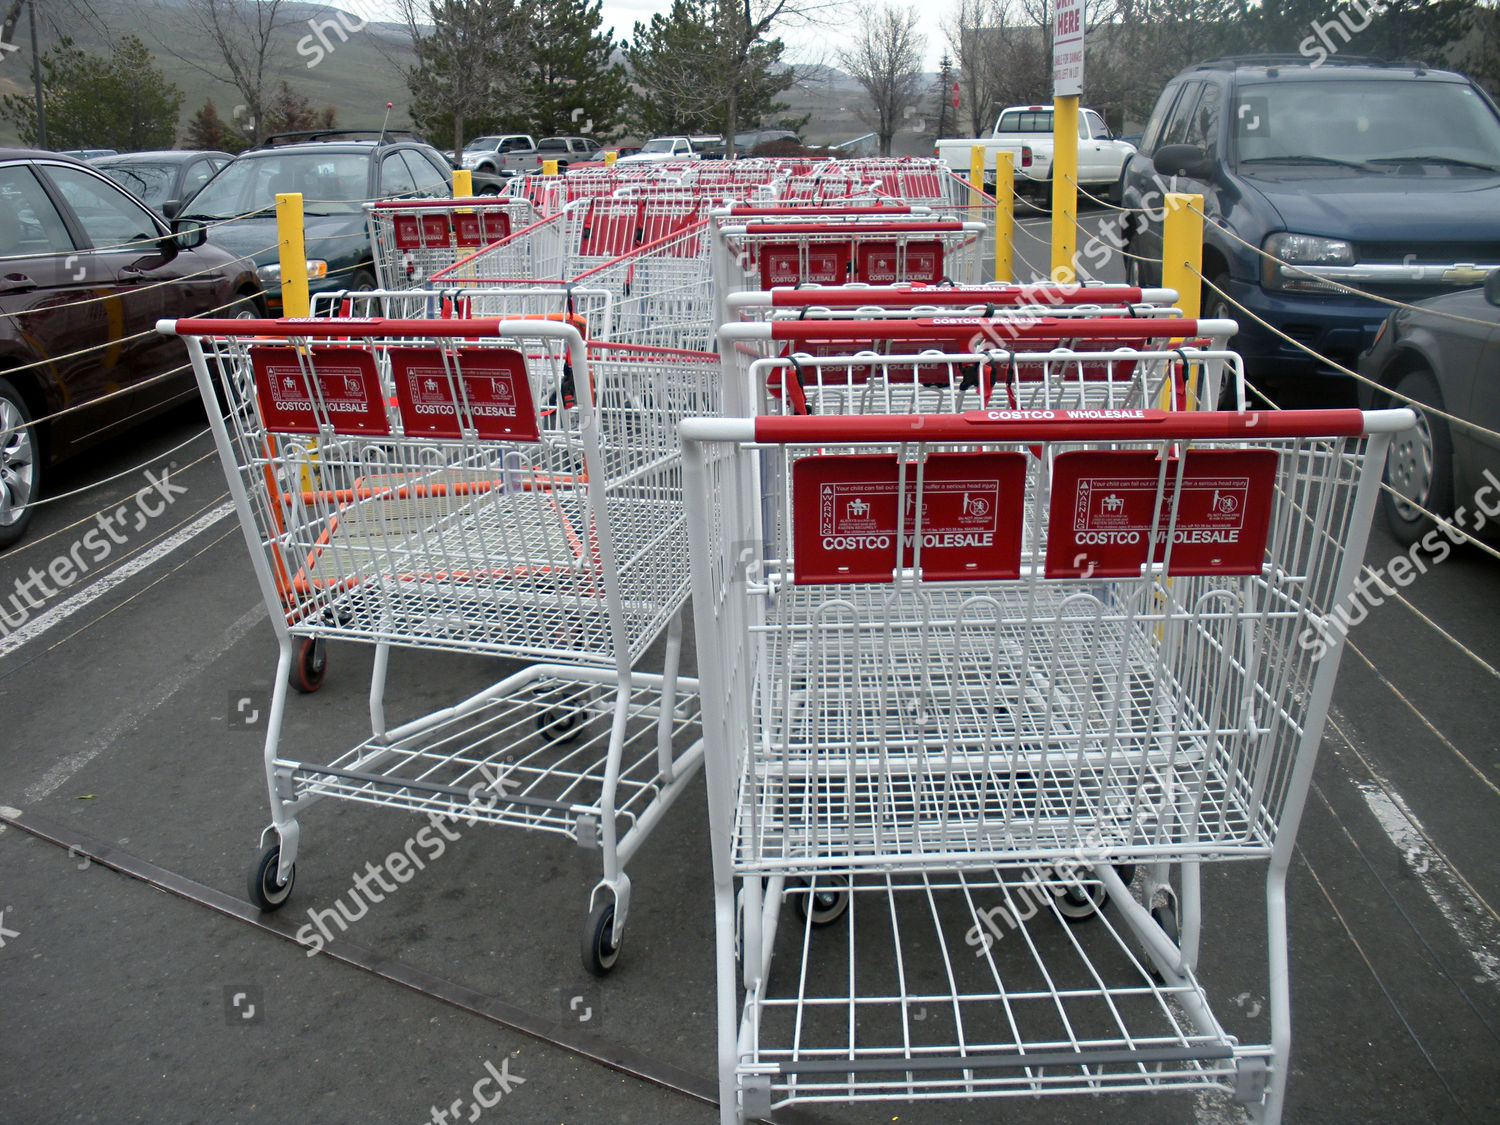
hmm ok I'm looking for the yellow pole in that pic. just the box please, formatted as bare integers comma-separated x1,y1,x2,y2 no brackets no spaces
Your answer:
1161,192,1205,405
543,159,559,177
1161,193,1203,319
969,144,984,211
604,151,616,166
275,192,309,318
993,151,1014,283
451,169,472,198
1050,96,1078,283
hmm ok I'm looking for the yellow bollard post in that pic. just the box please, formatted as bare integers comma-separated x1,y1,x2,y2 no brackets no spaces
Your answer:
1161,193,1204,320
275,192,309,318
1050,96,1078,283
1161,192,1205,405
604,151,616,166
543,159,559,177
969,144,984,211
452,169,472,198
993,151,1014,283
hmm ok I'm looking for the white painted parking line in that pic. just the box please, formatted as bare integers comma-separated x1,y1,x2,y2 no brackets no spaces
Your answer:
0,501,234,661
22,599,268,804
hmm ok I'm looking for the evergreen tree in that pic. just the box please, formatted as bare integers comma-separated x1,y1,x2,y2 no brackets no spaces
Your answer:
406,0,534,160
184,100,227,151
1,35,182,150
524,0,630,138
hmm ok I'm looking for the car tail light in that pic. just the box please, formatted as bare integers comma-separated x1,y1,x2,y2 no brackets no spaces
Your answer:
1021,146,1032,168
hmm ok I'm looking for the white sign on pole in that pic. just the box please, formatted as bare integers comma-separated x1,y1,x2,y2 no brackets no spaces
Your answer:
1053,0,1085,97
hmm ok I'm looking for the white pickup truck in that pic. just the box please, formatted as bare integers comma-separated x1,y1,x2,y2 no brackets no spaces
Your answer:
936,105,1136,199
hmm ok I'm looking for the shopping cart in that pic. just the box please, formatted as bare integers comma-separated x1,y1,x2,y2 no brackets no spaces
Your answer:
432,220,715,352
162,314,717,974
682,405,1412,1123
717,316,1244,416
366,197,537,290
711,217,988,327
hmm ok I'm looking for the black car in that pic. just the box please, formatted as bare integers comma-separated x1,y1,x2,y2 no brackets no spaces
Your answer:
94,150,232,217
174,130,453,312
1357,271,1500,544
0,150,261,547
1119,55,1500,401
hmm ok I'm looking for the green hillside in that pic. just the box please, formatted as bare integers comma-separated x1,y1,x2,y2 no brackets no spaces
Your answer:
0,0,421,146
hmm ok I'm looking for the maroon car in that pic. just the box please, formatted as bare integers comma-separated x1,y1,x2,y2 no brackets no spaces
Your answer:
0,150,261,547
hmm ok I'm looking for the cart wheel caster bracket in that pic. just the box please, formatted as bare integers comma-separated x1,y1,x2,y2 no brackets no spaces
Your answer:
248,843,294,911
791,878,850,926
582,900,621,976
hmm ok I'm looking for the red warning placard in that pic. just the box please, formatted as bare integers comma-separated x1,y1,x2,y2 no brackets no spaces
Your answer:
388,347,538,441
1045,449,1278,578
759,242,851,287
453,209,511,247
855,240,944,284
250,346,389,436
792,452,1027,584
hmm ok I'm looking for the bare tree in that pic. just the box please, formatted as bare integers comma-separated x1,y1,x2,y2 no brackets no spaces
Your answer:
839,5,926,155
151,0,292,143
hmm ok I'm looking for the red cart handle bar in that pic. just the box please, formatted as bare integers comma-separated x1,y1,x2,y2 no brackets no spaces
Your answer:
763,284,1157,308
754,316,1220,342
732,220,969,235
739,407,1414,445
160,317,583,340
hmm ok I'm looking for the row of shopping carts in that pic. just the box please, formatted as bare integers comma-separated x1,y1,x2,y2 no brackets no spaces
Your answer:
163,159,1411,1124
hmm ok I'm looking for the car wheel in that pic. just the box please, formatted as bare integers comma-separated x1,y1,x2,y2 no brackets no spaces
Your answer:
0,375,39,550
1380,367,1453,546
229,291,262,319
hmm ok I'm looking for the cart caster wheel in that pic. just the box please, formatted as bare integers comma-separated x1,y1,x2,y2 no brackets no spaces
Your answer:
536,707,583,744
582,902,621,976
248,844,294,911
1054,878,1108,922
290,638,326,694
791,880,850,926
1151,901,1180,945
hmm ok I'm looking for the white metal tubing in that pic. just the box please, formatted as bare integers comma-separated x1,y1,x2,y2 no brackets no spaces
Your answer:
368,642,391,741
655,611,684,781
613,740,706,870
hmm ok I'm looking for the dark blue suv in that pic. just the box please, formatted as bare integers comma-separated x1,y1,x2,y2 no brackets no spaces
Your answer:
1119,56,1500,401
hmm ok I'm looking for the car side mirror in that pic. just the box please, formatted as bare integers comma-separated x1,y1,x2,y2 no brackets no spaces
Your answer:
1485,268,1500,308
165,222,208,252
162,198,182,220
1153,144,1215,180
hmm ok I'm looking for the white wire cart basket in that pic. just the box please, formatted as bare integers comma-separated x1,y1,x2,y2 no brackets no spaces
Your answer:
682,405,1412,1123
717,315,1245,419
365,196,537,291
162,314,717,974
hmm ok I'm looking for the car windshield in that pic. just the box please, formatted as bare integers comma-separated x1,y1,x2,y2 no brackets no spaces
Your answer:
183,151,370,219
640,139,678,154
98,163,174,207
1233,80,1500,171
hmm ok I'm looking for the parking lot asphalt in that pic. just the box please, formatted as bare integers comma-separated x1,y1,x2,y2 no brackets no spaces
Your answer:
2,210,1497,1125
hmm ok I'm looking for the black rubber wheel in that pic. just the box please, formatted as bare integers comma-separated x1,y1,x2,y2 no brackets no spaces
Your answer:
536,706,583,744
248,844,294,911
1051,864,1132,923
1152,900,1180,945
291,637,326,694
1380,368,1452,547
582,901,620,976
791,879,851,926
0,375,39,550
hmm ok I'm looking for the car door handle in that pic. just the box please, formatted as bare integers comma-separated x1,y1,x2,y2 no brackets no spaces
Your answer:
0,273,37,293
